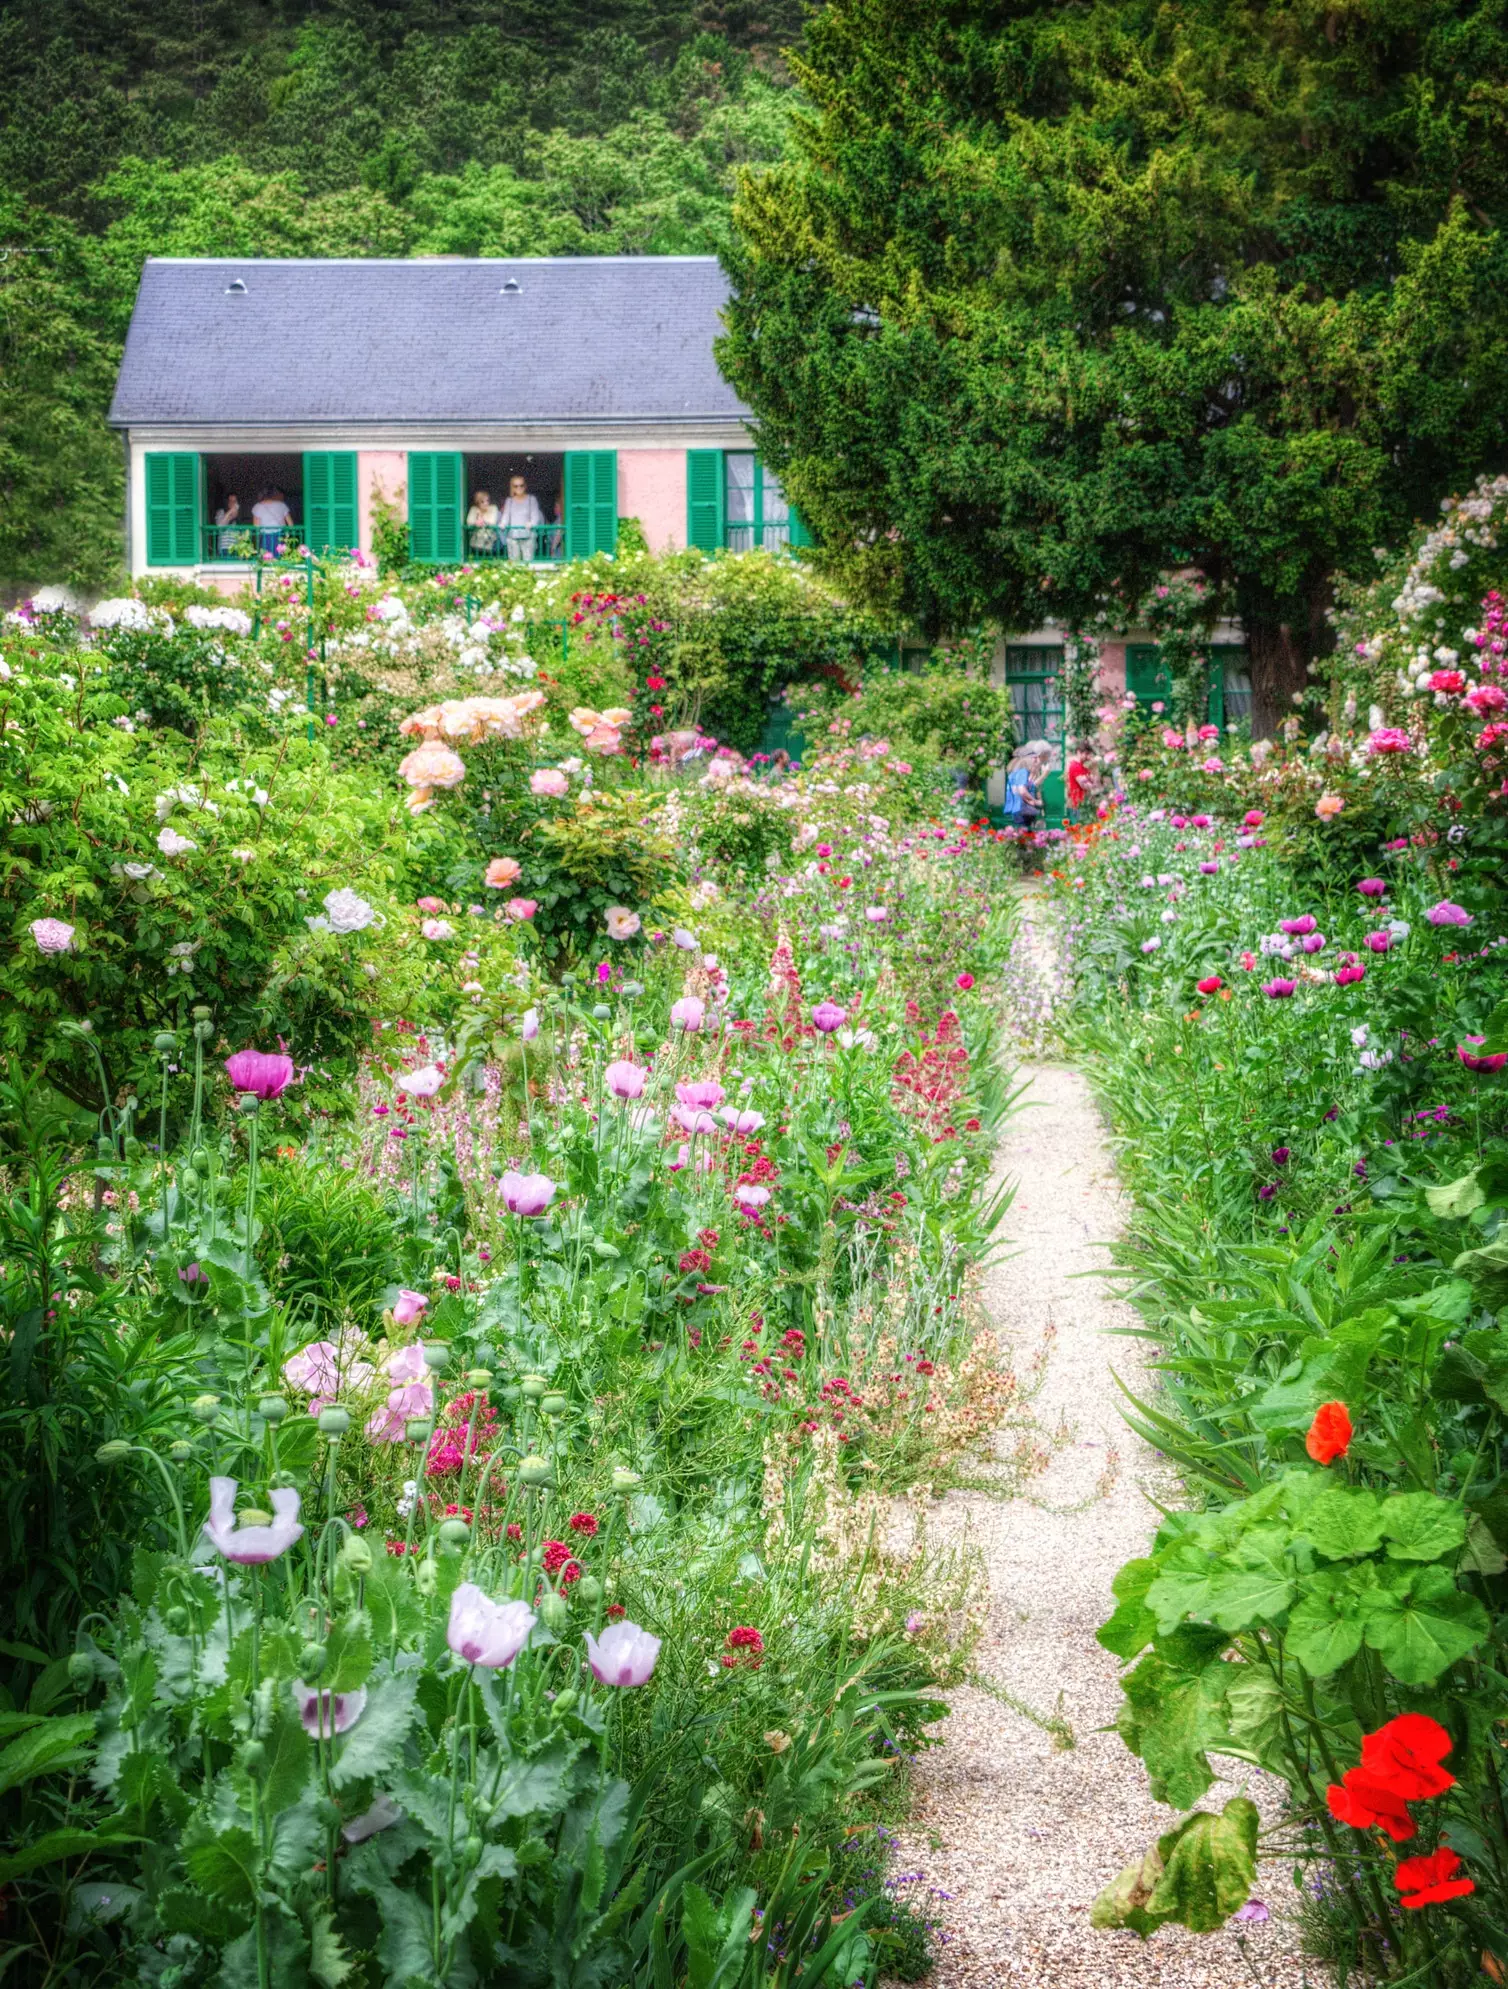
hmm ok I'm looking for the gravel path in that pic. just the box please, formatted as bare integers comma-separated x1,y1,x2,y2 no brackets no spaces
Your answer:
887,1051,1313,1987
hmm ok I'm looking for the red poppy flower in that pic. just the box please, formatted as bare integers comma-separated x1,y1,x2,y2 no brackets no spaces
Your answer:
1326,1769,1416,1842
1362,1714,1456,1801
1394,1846,1474,1908
1306,1401,1353,1465
1196,976,1223,995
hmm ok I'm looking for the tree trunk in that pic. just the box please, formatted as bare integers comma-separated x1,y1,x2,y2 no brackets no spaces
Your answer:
1242,574,1333,738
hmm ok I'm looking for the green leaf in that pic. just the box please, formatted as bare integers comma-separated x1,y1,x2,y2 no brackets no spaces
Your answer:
1221,1669,1289,1773
1145,1560,1221,1636
362,1559,424,1651
262,1696,312,1817
329,1670,418,1791
1462,1513,1508,1576
1098,1557,1159,1661
0,1714,95,1795
309,1902,355,1989
1092,1799,1259,1937
157,1886,250,1941
1427,1169,1490,1219
0,1826,142,1883
1285,1567,1374,1676
1203,1529,1296,1632
322,1614,373,1694
441,1843,518,1948
1361,1565,1490,1685
215,1898,309,1989
1117,1649,1229,1810
184,1824,259,1906
1381,1493,1467,1562
1298,1489,1385,1561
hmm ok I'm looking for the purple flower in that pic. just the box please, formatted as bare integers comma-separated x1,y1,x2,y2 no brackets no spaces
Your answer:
203,1477,303,1564
1199,861,1219,875
1261,979,1297,998
1231,1899,1269,1925
584,1619,661,1687
1271,1146,1291,1165
224,1049,295,1099
1425,900,1474,927
520,1007,540,1041
1356,878,1387,898
1257,1183,1276,1201
1363,930,1392,953
294,1682,367,1737
501,1170,556,1217
812,1000,847,1033
447,1583,536,1668
1299,933,1326,954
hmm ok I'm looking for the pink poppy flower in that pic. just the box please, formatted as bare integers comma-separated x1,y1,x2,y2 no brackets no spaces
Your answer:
294,1683,367,1737
224,1049,295,1100
447,1584,536,1668
812,1001,847,1033
670,996,705,1032
501,1170,556,1217
584,1619,660,1687
392,1290,428,1327
605,1060,647,1099
1425,901,1473,927
676,1080,725,1112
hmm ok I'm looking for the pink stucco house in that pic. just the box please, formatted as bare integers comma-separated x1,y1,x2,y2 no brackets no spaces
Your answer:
109,256,806,585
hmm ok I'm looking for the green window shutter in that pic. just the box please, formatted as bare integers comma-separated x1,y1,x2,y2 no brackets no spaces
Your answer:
686,449,724,551
565,451,618,559
303,452,359,554
145,451,200,565
1125,643,1170,705
788,505,813,548
406,452,462,562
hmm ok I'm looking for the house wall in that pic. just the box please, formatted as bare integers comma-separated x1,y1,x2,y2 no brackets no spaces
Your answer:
618,449,686,552
360,451,409,549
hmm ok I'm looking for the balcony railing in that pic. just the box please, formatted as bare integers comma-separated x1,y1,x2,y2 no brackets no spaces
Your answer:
462,523,566,563
203,522,306,563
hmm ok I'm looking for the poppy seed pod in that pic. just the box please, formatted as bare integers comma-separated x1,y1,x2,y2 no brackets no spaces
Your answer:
538,1592,571,1633
258,1395,289,1424
318,1406,351,1436
576,1576,603,1605
521,1374,548,1401
193,1020,216,1043
439,1517,471,1549
611,1466,642,1493
405,1417,434,1444
192,1005,213,1022
189,1393,221,1423
300,1642,328,1678
593,1003,611,1020
168,1440,194,1464
179,1167,200,1193
191,1147,210,1171
153,1031,178,1055
466,1368,493,1388
540,1392,567,1417
422,1343,450,1373
519,1454,553,1486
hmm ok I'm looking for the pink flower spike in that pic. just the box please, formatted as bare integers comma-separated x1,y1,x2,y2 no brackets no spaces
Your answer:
294,1682,367,1737
224,1049,295,1100
584,1619,661,1687
447,1583,536,1668
203,1477,303,1564
501,1170,556,1217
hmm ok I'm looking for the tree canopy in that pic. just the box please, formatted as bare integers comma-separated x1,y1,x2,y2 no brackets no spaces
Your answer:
720,0,1508,731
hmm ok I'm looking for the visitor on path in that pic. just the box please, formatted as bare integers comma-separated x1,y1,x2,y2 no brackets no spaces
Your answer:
467,490,501,555
1003,744,1049,829
1066,752,1093,818
500,474,545,561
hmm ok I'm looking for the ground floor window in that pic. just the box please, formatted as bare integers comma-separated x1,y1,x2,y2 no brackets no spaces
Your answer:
1126,641,1252,727
686,450,811,552
463,453,565,562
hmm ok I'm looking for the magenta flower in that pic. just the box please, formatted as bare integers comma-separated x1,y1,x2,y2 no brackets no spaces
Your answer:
584,1619,661,1688
1261,979,1297,999
1459,1045,1508,1074
670,996,705,1032
1425,900,1474,927
1299,933,1327,954
1199,861,1219,875
224,1049,295,1100
501,1170,556,1217
1335,962,1367,987
1271,1146,1291,1165
1231,1900,1269,1926
1367,727,1413,754
203,1477,303,1564
392,1291,428,1328
1363,930,1393,953
447,1583,536,1668
31,918,76,954
865,905,890,923
812,1001,847,1033
672,1105,718,1135
294,1682,367,1737
676,1080,725,1112
1279,915,1317,936
605,1060,647,1100
1356,878,1388,898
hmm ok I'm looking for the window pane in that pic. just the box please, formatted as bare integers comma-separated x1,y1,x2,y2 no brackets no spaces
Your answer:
1223,664,1253,726
725,453,756,523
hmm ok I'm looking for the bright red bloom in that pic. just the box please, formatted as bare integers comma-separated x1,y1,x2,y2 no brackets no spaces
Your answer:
1394,1847,1474,1908
679,1248,712,1274
505,1522,522,1541
1362,1715,1456,1800
541,1539,574,1573
1306,1401,1353,1465
1196,976,1223,995
606,1602,626,1620
722,1625,765,1669
568,1511,599,1537
1326,1770,1416,1841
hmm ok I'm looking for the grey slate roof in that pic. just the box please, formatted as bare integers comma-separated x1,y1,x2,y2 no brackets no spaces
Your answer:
109,257,749,428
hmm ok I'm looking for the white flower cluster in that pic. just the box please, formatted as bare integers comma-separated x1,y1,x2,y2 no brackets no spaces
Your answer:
185,604,253,636
89,598,173,635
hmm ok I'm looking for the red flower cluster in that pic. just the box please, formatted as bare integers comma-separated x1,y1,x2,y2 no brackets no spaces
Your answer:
679,1248,713,1274
722,1625,765,1670
892,1010,969,1138
427,1390,500,1477
540,1539,583,1585
1326,1714,1458,1846
568,1511,599,1537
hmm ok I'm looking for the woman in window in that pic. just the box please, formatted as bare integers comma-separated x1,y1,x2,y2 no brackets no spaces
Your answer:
467,489,500,556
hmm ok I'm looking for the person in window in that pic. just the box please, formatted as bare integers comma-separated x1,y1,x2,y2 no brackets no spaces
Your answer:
545,492,564,558
500,474,544,562
467,489,500,556
214,493,242,559
251,487,293,552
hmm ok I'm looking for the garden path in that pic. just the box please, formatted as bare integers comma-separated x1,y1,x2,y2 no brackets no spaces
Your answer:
885,918,1310,1987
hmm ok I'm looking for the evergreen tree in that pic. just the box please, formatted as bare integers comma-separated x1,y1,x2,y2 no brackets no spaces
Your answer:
721,0,1508,732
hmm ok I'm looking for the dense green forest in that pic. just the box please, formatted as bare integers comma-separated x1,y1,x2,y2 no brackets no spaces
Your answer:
0,0,800,594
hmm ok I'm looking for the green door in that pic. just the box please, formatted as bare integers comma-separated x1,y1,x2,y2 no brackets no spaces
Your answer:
303,451,359,555
1004,645,1065,825
565,451,618,559
686,449,724,552
1125,643,1171,708
1209,643,1252,729
408,452,464,563
145,451,201,566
